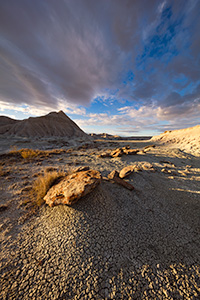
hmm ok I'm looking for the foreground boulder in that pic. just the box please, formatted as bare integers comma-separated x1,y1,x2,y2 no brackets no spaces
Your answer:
44,170,101,207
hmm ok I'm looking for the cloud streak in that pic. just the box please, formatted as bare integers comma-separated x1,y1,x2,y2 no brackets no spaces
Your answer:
0,0,199,133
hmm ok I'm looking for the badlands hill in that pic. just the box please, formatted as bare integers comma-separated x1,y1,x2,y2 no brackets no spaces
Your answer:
151,125,200,155
0,116,19,127
0,111,88,138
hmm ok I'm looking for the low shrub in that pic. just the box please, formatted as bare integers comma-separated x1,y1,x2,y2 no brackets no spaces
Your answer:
9,147,49,160
20,149,40,159
9,147,66,160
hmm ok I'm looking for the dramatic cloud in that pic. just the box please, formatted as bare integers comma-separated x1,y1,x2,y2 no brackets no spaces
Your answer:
0,0,199,134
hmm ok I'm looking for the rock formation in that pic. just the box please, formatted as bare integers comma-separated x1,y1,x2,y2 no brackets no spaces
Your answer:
0,111,88,138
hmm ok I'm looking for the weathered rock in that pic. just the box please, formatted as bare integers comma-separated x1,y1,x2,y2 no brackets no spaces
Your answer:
127,161,156,172
107,170,134,190
124,149,139,155
114,176,135,190
161,168,168,173
119,166,134,178
111,148,124,157
102,176,110,181
97,152,111,158
133,166,143,172
161,168,177,175
122,145,130,151
44,170,102,207
142,162,155,171
107,170,119,180
160,160,176,168
97,147,139,158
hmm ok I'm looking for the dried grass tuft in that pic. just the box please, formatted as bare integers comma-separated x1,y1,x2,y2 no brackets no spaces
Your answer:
20,149,40,159
9,147,66,160
30,170,65,206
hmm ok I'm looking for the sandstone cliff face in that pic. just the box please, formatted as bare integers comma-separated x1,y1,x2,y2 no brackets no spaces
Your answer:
0,111,88,138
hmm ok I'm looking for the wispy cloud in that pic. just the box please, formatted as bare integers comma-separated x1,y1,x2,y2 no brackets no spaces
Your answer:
0,0,199,134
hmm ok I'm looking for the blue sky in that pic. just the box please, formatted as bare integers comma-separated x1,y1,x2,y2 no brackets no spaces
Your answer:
0,0,199,136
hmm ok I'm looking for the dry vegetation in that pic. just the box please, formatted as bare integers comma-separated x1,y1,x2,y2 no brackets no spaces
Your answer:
8,147,68,160
9,147,49,160
0,165,9,177
29,170,66,207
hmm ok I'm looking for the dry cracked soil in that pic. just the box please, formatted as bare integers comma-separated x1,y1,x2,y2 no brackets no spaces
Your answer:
0,138,200,299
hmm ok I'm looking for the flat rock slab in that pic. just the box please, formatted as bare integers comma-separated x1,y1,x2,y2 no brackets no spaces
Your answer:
44,170,102,207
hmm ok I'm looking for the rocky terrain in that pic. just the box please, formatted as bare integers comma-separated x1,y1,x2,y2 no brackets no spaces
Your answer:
0,121,200,299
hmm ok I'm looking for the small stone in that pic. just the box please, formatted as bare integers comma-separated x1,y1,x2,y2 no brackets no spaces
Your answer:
142,163,154,170
124,149,139,155
107,170,134,190
111,148,124,157
122,145,130,150
114,176,135,190
97,152,111,158
119,166,134,178
107,170,119,179
133,166,142,172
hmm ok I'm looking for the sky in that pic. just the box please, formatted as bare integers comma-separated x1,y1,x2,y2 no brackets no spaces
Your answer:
0,0,200,136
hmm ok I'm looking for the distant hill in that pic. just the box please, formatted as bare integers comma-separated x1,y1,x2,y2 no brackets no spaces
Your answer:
151,125,200,155
0,116,19,127
0,111,88,138
89,133,151,140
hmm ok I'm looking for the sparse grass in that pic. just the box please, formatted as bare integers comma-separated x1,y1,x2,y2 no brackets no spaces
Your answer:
29,170,65,206
9,147,50,160
8,147,67,160
20,148,41,159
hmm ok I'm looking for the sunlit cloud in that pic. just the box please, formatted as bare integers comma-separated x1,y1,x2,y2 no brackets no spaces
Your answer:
0,0,199,135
